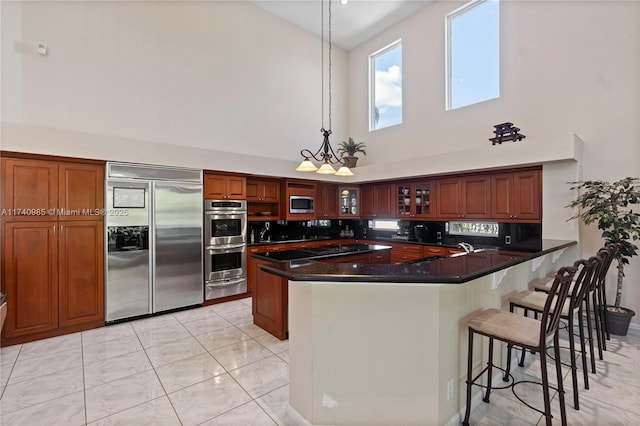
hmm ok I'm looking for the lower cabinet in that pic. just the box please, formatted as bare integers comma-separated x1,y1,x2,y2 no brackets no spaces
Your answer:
252,258,288,340
2,220,104,345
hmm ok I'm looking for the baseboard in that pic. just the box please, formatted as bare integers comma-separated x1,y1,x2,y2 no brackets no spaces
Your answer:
286,404,311,426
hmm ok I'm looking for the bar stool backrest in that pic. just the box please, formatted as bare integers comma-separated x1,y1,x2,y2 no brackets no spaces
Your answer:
596,244,617,289
570,256,602,310
539,266,577,345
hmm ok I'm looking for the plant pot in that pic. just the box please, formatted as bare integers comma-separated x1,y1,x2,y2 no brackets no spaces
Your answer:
606,306,636,336
342,156,358,168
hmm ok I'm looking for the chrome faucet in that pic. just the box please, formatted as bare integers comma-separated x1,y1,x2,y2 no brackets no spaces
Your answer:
458,242,474,253
259,222,270,242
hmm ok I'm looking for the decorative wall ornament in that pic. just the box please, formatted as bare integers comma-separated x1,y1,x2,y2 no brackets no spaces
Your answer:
489,122,526,145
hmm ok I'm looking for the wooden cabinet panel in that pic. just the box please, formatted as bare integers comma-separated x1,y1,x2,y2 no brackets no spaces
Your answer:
395,181,434,218
252,258,288,340
1,157,106,345
436,178,462,219
462,176,491,219
423,246,446,258
338,187,360,218
59,163,105,221
246,179,279,202
2,222,59,337
204,173,246,200
361,184,392,218
2,158,58,221
58,221,104,327
437,176,491,220
491,169,541,221
369,250,391,264
390,243,423,263
317,184,338,218
513,170,541,220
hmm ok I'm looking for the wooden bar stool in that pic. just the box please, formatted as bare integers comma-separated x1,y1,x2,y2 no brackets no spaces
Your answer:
508,256,601,410
462,266,577,426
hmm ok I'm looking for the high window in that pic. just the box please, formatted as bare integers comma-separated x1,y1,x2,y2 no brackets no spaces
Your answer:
446,0,499,110
370,40,402,131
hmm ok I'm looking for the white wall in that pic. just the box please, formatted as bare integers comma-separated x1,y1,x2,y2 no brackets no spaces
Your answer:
0,0,349,177
348,0,640,324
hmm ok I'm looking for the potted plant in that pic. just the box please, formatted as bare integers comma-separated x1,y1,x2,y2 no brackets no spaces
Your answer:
337,137,367,168
567,177,640,335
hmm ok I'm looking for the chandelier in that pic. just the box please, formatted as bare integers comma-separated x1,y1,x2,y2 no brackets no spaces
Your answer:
296,0,353,176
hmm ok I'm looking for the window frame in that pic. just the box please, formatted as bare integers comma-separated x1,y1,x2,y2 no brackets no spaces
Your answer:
445,0,500,111
369,38,403,131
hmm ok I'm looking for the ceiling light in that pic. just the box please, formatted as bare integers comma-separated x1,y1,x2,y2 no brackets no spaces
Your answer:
296,0,352,177
340,0,349,5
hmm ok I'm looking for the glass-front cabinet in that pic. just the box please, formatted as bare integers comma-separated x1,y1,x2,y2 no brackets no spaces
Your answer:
339,187,359,218
395,180,433,218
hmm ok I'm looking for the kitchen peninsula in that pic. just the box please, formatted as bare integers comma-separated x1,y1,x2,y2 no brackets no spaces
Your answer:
259,240,577,425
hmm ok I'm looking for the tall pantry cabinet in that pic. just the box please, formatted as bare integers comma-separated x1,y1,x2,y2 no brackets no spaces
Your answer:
1,156,105,346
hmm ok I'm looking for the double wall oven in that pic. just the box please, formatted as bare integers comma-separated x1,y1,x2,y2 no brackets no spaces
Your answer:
204,200,247,300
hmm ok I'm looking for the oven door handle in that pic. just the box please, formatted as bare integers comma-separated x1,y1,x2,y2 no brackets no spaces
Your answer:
206,243,246,252
206,277,246,288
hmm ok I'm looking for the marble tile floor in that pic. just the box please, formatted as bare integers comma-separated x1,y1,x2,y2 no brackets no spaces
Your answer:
0,297,638,425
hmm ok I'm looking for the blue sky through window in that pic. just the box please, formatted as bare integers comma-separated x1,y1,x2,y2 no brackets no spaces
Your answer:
372,42,402,130
449,0,499,110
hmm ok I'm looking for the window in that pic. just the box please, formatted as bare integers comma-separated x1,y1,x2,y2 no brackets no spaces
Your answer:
446,0,499,110
448,221,499,237
370,40,402,130
371,219,399,231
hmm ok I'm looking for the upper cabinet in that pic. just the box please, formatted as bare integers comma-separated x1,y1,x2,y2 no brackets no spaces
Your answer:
491,169,541,222
436,175,491,220
2,158,104,221
395,180,434,218
58,163,105,221
204,173,246,200
339,187,360,218
247,178,280,203
361,184,392,218
316,183,339,219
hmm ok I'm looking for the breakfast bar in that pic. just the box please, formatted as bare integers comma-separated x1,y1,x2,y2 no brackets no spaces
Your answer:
259,240,577,425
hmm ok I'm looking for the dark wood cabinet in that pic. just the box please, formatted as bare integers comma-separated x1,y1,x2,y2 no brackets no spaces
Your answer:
2,222,59,338
247,178,279,203
394,181,434,218
59,163,105,220
436,175,491,220
316,184,339,218
338,187,360,218
491,169,541,222
204,173,246,200
252,257,288,340
389,243,424,263
1,156,105,346
2,158,58,221
58,221,105,327
361,184,392,218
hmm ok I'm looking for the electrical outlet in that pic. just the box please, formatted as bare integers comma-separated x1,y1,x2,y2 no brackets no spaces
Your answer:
447,378,454,400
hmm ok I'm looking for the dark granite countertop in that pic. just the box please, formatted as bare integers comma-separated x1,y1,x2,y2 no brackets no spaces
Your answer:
248,236,333,247
259,239,576,284
252,243,392,262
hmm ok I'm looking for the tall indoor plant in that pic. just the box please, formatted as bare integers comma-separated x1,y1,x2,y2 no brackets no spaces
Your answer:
568,177,640,335
337,137,366,168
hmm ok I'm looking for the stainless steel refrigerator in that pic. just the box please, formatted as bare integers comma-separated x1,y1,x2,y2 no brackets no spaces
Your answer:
105,163,203,322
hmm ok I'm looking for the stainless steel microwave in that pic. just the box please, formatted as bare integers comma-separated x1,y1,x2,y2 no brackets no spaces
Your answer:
290,195,314,214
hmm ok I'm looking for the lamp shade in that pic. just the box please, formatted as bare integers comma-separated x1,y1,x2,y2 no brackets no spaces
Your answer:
335,166,354,176
296,159,318,172
316,163,337,174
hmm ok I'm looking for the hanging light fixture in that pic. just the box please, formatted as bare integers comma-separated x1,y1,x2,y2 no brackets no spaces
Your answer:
296,0,353,177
